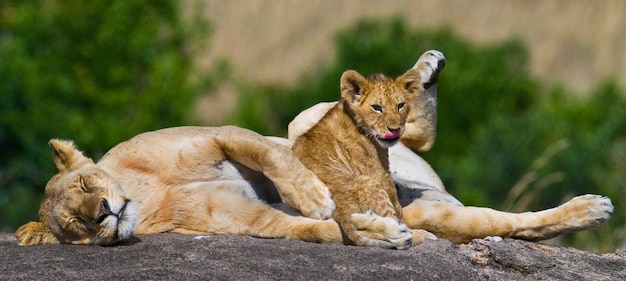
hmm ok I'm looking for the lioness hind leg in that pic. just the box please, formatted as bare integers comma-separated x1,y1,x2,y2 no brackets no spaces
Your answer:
402,50,446,152
512,194,613,239
402,194,613,243
413,50,445,90
350,211,414,249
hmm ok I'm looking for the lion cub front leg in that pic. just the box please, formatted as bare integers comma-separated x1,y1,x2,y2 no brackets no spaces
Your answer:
328,175,417,249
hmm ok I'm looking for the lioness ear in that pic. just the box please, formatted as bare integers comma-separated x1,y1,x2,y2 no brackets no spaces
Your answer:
340,70,366,103
397,68,421,95
49,139,93,172
15,221,60,246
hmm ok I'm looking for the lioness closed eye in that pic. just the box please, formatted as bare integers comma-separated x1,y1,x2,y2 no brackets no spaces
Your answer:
292,67,427,249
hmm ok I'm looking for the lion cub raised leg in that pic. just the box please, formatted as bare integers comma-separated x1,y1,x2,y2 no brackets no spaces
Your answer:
293,67,427,249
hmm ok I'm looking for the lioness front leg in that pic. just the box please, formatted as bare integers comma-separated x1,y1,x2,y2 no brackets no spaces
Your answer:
182,187,343,243
213,126,335,220
402,194,613,243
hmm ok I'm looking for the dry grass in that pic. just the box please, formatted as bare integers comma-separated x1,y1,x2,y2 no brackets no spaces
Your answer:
502,139,569,213
187,0,625,123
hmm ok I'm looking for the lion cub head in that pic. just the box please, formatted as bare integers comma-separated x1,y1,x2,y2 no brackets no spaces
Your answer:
340,69,419,148
15,140,138,246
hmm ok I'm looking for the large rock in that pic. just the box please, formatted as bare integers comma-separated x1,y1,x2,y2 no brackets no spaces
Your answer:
1,232,625,280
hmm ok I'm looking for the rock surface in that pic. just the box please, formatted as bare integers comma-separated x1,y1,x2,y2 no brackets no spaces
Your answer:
1,232,625,280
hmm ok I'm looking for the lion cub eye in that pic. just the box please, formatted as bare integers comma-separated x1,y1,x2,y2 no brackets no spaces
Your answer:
398,102,405,110
371,105,383,113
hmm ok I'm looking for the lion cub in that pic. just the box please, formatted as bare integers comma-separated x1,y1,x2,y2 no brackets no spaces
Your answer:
293,68,422,249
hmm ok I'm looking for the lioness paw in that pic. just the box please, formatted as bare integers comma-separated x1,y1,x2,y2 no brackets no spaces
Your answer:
292,177,336,220
559,194,614,229
413,50,445,90
16,221,59,246
411,229,437,245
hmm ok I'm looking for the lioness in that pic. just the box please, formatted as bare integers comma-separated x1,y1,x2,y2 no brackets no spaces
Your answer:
292,66,426,249
16,50,613,247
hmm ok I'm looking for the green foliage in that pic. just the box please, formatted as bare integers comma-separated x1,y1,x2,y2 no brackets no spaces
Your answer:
228,17,626,252
0,0,211,230
456,81,626,252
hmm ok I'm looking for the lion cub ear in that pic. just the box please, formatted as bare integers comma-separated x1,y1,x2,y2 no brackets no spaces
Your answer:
397,68,421,95
15,221,59,246
340,70,367,103
49,139,93,173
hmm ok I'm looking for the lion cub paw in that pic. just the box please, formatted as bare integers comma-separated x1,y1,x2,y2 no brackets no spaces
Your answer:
557,194,613,229
413,50,445,90
351,211,413,250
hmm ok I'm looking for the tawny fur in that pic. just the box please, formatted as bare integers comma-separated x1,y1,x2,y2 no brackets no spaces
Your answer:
16,127,342,246
292,69,420,249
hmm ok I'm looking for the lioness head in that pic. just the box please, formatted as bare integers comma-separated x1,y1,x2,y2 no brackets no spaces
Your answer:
340,69,420,148
15,140,138,246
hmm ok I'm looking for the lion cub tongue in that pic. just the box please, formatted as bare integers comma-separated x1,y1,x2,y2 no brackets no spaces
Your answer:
382,131,400,140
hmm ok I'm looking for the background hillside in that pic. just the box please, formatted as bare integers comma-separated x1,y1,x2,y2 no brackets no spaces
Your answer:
193,0,626,122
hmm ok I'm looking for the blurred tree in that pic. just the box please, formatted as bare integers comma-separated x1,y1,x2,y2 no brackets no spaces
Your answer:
0,0,212,230
228,17,625,252
229,18,537,141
